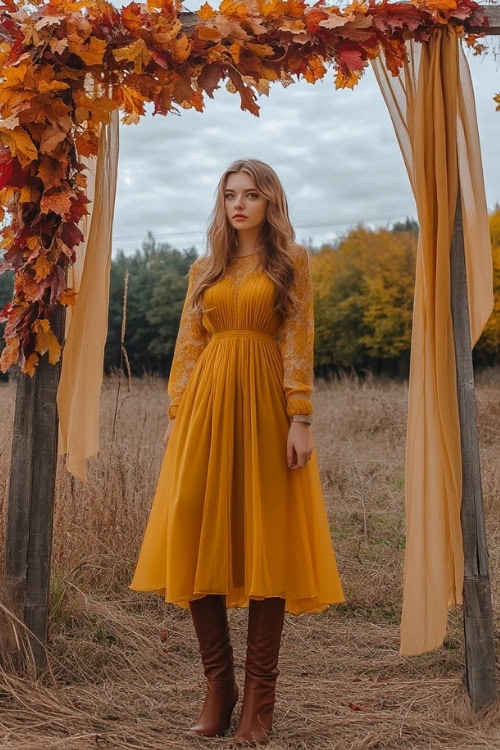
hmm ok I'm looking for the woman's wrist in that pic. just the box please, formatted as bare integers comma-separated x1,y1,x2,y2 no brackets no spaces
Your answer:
289,413,312,425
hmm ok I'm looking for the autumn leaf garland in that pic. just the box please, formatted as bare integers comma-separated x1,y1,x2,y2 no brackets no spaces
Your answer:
0,0,490,375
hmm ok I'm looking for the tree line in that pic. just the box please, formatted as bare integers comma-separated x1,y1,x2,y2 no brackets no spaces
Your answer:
1,211,499,382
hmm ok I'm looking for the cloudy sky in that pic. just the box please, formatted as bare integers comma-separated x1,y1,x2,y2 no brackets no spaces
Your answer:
110,1,500,257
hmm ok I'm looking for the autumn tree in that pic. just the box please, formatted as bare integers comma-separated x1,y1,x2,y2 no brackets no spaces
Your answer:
312,225,417,376
474,207,500,362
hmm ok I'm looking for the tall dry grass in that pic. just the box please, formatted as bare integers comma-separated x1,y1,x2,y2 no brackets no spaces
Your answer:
0,370,499,749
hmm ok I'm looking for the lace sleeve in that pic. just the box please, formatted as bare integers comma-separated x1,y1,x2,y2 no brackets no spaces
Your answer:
167,259,209,418
278,246,315,417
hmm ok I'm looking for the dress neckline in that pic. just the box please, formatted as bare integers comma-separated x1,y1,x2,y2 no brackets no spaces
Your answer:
233,252,257,259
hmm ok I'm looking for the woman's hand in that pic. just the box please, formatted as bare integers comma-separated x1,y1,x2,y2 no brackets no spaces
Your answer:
163,417,176,449
287,421,313,469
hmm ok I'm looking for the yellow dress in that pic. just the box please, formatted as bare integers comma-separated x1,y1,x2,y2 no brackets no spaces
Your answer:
129,245,345,615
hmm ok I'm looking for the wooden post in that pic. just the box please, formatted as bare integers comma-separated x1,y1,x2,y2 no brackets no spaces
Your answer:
450,186,497,709
2,303,66,673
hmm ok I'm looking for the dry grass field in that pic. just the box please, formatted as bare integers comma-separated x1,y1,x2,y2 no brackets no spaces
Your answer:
0,371,499,749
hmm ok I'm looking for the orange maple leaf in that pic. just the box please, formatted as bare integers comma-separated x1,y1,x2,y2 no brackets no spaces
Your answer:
228,40,242,64
197,1,217,19
40,126,67,155
34,254,53,281
68,36,107,66
24,352,39,376
40,190,73,217
33,319,62,365
335,67,363,89
58,288,78,306
286,0,307,19
197,25,222,42
245,42,274,58
75,132,99,158
114,86,147,115
171,35,192,63
38,157,66,189
0,337,19,373
122,3,144,33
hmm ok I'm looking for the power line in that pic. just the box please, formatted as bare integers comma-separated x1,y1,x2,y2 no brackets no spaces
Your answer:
112,211,415,243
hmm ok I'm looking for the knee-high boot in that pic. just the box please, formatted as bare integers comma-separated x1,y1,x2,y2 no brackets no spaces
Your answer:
188,594,239,737
233,596,286,745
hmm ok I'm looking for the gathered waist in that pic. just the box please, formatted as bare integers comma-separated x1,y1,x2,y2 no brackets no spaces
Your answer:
210,329,277,343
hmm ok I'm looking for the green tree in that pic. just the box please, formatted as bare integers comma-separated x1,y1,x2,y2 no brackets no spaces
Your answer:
105,232,198,376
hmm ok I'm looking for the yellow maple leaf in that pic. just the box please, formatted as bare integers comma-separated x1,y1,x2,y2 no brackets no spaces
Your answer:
0,337,19,373
26,235,40,250
113,39,153,74
220,0,248,18
1,64,28,90
38,79,70,93
121,112,141,125
259,65,279,82
335,67,363,90
0,187,17,206
0,127,38,165
34,254,53,280
494,93,500,111
259,0,285,17
197,2,217,19
34,319,62,365
20,186,32,202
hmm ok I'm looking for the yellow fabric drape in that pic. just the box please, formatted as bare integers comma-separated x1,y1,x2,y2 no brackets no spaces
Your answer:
56,108,119,482
372,29,494,655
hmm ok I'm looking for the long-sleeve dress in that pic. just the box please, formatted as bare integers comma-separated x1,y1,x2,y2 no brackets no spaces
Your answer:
129,245,345,614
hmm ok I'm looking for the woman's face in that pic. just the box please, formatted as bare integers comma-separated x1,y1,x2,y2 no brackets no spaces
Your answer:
224,171,268,232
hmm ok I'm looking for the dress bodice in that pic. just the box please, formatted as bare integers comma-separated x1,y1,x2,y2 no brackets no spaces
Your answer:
167,246,315,420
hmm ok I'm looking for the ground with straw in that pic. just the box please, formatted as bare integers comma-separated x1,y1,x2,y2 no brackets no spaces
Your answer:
0,371,499,749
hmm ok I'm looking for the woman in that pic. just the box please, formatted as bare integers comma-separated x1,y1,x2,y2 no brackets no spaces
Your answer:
129,158,345,744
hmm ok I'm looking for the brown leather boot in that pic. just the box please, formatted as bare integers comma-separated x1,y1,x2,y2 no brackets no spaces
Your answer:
233,596,286,745
188,594,239,737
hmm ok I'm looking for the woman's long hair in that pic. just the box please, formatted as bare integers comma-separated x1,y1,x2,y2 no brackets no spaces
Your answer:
189,158,303,320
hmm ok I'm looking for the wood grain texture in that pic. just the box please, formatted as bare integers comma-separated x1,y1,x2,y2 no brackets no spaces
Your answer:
3,303,65,673
450,187,497,710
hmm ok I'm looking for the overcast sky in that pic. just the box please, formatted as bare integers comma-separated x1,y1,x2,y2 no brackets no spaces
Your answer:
110,1,500,257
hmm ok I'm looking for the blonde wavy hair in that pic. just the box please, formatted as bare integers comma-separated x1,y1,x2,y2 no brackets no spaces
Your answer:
189,158,303,320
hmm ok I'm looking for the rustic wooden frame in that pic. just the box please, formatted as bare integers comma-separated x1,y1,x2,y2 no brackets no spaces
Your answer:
2,3,499,711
